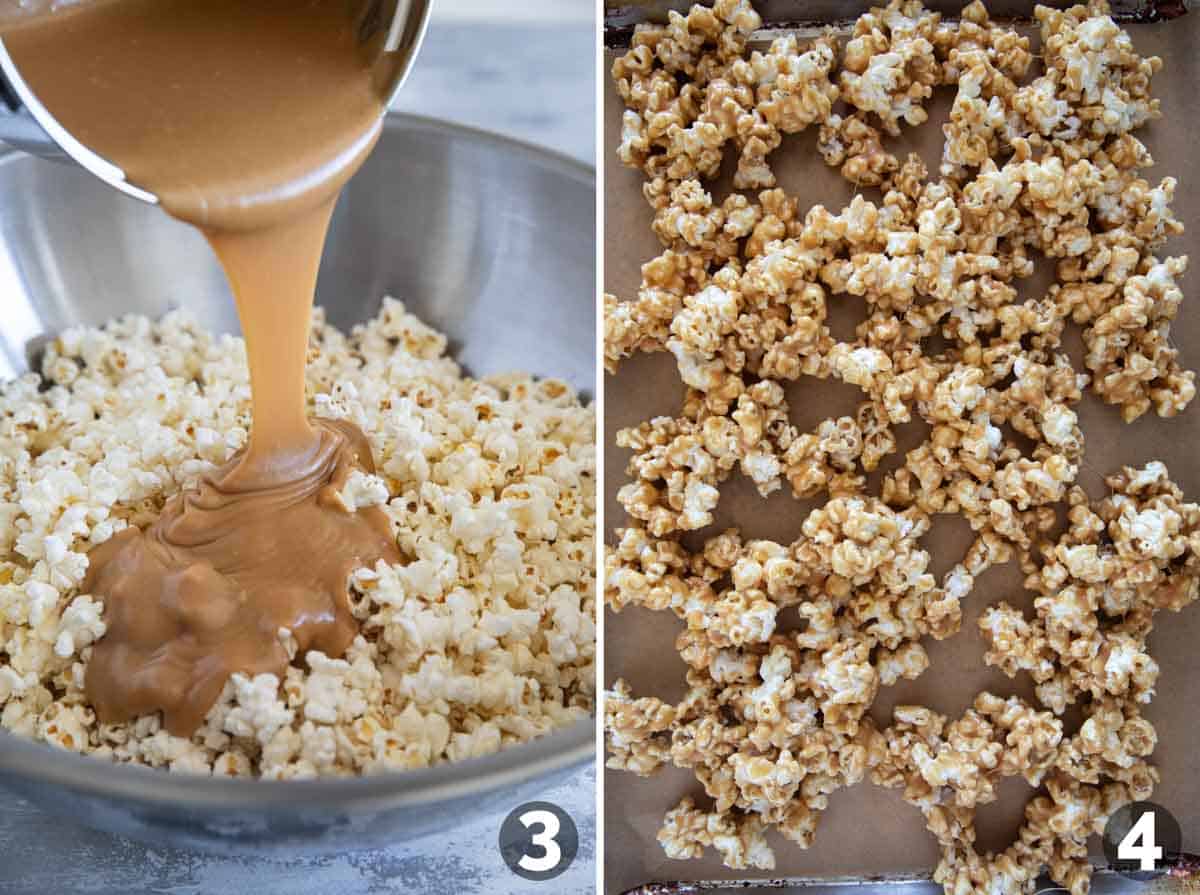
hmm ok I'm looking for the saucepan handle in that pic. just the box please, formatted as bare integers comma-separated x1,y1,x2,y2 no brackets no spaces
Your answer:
0,66,63,159
0,38,157,202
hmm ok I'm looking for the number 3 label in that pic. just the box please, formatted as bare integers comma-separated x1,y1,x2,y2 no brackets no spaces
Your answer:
518,809,562,873
499,800,579,881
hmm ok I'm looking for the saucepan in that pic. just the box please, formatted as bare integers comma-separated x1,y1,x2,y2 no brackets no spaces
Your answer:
0,0,434,204
0,112,596,852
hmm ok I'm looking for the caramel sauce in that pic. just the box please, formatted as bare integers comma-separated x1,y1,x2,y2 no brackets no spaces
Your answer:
3,0,403,735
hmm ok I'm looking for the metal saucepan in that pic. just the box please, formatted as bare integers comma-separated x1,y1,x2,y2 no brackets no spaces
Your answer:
0,112,595,853
0,0,433,203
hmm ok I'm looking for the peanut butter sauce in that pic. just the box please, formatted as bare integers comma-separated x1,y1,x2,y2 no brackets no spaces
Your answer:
3,0,403,735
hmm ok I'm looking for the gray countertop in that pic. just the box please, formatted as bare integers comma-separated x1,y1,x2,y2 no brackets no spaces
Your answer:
0,16,597,895
0,764,597,895
393,17,595,165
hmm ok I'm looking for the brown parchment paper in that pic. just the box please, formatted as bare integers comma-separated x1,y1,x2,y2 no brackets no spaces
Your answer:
603,12,1200,895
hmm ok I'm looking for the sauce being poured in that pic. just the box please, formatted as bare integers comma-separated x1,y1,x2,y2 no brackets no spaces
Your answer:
3,0,403,735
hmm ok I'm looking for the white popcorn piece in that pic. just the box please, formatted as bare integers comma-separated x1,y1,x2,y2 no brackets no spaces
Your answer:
53,595,106,658
333,470,390,512
222,673,294,745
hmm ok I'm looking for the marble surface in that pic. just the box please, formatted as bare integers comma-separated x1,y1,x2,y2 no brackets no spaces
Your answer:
0,17,598,895
0,764,597,895
392,19,595,165
433,0,592,23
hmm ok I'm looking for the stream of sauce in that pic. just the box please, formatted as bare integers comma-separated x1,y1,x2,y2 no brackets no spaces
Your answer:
3,0,403,735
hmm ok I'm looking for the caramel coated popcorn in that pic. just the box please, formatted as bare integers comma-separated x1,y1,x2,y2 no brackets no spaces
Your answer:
606,2,1197,892
0,300,595,776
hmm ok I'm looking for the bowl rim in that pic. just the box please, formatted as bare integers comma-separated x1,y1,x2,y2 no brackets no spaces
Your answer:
0,111,596,809
378,110,595,189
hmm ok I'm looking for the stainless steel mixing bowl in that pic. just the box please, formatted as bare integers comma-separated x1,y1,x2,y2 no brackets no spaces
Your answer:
0,113,595,853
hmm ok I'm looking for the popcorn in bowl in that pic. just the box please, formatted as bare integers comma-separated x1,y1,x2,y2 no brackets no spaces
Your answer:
0,299,595,777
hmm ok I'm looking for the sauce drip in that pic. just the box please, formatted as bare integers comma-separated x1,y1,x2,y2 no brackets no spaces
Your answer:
3,0,403,735
83,420,396,736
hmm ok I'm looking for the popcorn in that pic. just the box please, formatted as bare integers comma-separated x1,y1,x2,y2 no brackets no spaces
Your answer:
734,35,838,135
606,1,1197,890
604,679,676,776
1084,255,1194,422
840,0,940,136
612,0,843,196
221,673,295,745
611,0,764,187
37,701,93,753
334,469,389,512
299,645,381,726
53,594,106,659
658,796,776,869
0,299,594,775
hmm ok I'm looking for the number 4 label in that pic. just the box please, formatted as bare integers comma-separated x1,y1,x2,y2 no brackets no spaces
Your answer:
1118,810,1163,872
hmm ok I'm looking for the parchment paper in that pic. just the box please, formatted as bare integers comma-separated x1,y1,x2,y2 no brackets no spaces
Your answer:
603,12,1200,894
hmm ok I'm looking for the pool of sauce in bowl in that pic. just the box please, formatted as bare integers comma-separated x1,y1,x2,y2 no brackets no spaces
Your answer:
2,0,403,735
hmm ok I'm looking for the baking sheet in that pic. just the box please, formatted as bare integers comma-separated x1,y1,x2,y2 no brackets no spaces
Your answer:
603,0,1187,44
603,10,1200,895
